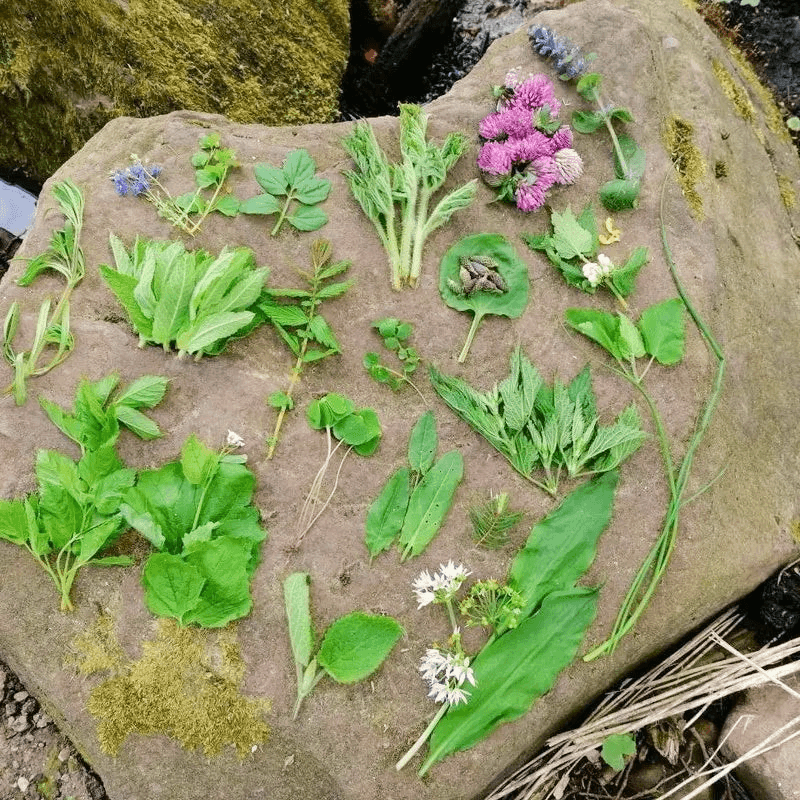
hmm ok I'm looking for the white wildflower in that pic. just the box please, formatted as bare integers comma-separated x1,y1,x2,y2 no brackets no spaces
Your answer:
582,261,603,287
412,561,470,608
597,253,614,275
418,647,476,706
226,429,246,448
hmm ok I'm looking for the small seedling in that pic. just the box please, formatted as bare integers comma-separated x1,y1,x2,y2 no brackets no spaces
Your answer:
363,317,424,400
468,492,524,549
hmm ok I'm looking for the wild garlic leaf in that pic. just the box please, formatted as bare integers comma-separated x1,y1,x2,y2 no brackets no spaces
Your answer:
316,612,403,684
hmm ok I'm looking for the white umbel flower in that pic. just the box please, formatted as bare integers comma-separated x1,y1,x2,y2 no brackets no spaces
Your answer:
412,561,471,608
226,430,246,448
418,647,476,706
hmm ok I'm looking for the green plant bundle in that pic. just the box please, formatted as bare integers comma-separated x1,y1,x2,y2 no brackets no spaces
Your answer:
365,410,464,562
341,103,478,290
39,373,168,453
439,233,530,363
0,373,167,611
284,572,403,718
240,149,331,236
3,180,85,405
121,435,267,628
99,234,269,359
522,205,648,306
418,472,618,774
260,239,352,458
430,347,645,495
363,317,423,398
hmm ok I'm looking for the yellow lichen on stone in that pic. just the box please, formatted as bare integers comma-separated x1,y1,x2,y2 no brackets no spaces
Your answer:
80,618,270,757
712,58,756,124
778,174,797,209
663,116,706,219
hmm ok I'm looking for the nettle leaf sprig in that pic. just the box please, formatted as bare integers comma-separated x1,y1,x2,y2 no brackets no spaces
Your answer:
363,317,424,400
523,205,648,307
430,346,645,496
123,432,267,628
99,234,269,360
3,180,85,405
397,472,617,774
0,373,167,611
111,133,240,235
284,572,403,719
240,149,331,236
529,24,646,211
342,103,478,290
260,239,352,458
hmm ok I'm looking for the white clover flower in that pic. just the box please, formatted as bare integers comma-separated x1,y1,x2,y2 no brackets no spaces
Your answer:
412,561,471,608
226,429,246,448
554,147,584,184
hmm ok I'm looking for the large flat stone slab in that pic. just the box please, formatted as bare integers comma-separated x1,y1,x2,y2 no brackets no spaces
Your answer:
1,1,800,798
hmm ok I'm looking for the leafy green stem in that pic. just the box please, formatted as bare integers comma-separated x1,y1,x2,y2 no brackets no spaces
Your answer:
590,87,630,179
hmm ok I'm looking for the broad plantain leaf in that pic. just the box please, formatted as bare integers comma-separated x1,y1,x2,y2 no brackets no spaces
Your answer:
141,552,206,622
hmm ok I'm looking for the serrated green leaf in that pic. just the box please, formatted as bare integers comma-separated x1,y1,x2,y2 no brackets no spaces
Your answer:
576,72,602,100
99,265,153,337
599,178,641,211
551,207,594,260
151,257,194,344
0,499,30,546
283,149,317,187
260,300,309,328
114,375,169,409
113,404,163,440
365,468,411,558
284,572,314,668
306,314,340,351
398,450,463,560
408,411,438,476
638,298,685,365
314,279,353,301
175,311,254,355
609,245,648,297
239,193,282,216
317,612,403,684
288,205,328,232
564,308,624,360
572,110,605,134
293,176,332,205
254,164,288,196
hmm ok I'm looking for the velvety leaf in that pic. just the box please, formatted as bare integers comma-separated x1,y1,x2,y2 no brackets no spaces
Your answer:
572,110,605,134
317,612,403,684
638,298,685,365
142,552,205,622
422,588,599,772
576,72,602,100
150,255,194,344
408,411,438,476
365,468,411,558
398,450,463,560
508,471,617,619
551,207,594,260
284,572,314,668
599,178,640,211
260,300,309,328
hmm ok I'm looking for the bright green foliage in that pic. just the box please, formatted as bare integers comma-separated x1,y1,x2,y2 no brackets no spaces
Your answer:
363,317,422,395
439,234,530,363
430,347,644,495
260,239,352,458
284,572,403,718
99,234,269,359
468,492,524,549
601,733,637,770
240,149,331,235
121,434,267,628
39,373,168,453
523,205,649,302
565,299,686,373
0,370,170,611
341,103,478,290
3,180,84,404
364,411,463,561
306,393,382,456
419,471,617,773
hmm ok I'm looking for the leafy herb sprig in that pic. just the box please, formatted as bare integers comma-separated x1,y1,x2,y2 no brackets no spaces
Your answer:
365,411,463,562
3,180,85,405
529,25,646,211
522,205,648,307
99,235,269,360
363,317,424,400
240,149,331,236
0,373,167,610
284,572,403,719
430,347,645,495
468,492,524,549
260,239,352,458
342,103,478,290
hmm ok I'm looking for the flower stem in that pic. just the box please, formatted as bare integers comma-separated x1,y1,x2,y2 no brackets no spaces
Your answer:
458,312,485,363
395,703,449,771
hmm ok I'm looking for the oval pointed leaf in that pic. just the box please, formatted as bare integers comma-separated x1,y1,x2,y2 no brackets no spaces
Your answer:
408,411,438,475
288,205,328,232
142,552,205,622
317,612,403,684
365,468,411,558
284,572,314,668
239,193,282,216
283,149,316,186
254,164,288,196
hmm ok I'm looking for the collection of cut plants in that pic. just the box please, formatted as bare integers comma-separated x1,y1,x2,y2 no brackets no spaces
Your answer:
0,24,724,782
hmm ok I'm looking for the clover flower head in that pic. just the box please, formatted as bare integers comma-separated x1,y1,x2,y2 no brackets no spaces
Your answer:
418,646,476,705
412,561,471,608
226,429,246,448
554,148,584,184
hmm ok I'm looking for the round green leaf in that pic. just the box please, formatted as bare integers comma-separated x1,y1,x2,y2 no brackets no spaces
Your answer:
306,393,355,430
333,408,381,448
439,233,530,320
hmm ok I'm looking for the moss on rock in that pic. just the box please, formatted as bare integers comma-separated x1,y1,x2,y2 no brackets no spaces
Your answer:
663,116,706,219
0,0,349,185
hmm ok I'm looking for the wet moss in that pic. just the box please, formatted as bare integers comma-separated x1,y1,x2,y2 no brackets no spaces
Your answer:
778,174,797,209
663,116,707,219
0,0,349,184
74,618,270,757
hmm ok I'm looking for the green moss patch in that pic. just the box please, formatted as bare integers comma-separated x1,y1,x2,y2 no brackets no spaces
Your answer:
73,618,270,757
778,174,797,209
663,116,706,218
712,58,756,124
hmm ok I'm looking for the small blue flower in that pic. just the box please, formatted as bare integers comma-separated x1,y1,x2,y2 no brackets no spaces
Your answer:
111,170,129,196
528,24,590,81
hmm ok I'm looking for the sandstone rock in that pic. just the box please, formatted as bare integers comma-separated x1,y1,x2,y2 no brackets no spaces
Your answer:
1,0,800,799
0,0,350,186
720,675,800,800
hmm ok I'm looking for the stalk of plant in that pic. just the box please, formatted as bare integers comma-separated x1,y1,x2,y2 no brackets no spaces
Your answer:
259,239,352,459
580,189,725,660
2,180,84,405
529,25,646,211
341,104,478,290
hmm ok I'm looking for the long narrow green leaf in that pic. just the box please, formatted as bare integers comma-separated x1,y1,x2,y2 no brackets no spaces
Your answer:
365,467,411,558
284,572,314,669
421,588,599,774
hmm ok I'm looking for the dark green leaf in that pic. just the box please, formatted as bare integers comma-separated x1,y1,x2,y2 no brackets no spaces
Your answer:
564,308,624,360
365,468,411,558
572,110,605,134
576,72,602,101
142,552,205,622
609,245,649,297
599,178,641,211
306,393,355,430
114,374,169,409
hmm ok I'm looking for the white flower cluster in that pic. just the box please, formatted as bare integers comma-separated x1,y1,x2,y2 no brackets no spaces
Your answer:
582,253,614,287
418,645,476,706
226,429,246,448
412,561,471,609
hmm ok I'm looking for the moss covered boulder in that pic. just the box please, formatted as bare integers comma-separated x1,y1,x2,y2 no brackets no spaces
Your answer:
0,0,349,186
